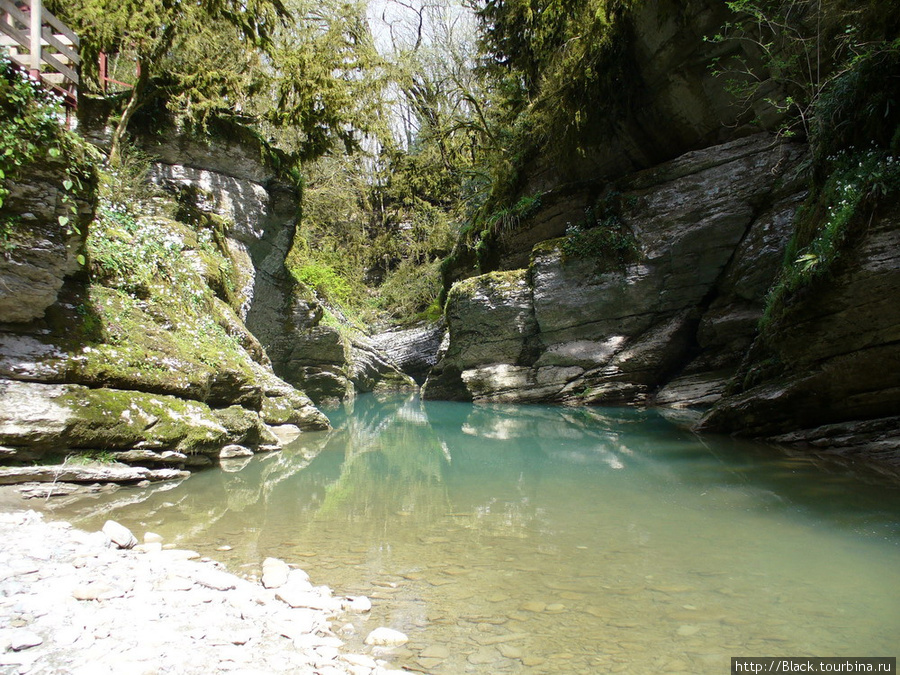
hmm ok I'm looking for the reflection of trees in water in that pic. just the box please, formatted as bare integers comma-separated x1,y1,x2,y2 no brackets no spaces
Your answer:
37,394,900,559
318,395,451,523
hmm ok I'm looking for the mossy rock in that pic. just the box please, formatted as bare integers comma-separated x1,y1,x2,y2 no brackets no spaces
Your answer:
57,385,232,456
260,391,330,430
212,405,266,446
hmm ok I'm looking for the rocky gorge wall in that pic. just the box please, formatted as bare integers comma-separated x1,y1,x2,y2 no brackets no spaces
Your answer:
137,130,416,407
424,128,900,464
0,129,333,476
698,203,900,463
425,133,806,405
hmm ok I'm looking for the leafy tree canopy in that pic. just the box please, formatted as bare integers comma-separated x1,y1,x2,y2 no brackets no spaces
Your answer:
50,0,382,163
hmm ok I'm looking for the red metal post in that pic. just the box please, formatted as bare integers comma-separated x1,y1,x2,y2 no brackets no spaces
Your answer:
99,51,107,93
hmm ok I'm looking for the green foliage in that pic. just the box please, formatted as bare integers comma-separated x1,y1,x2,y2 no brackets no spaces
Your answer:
708,0,900,138
761,147,900,329
474,0,638,152
759,40,900,332
52,0,381,164
261,0,383,161
86,146,239,320
1,51,98,253
560,191,638,267
287,142,459,324
63,450,117,465
87,200,186,294
429,0,642,287
484,192,542,236
290,262,355,306
0,54,63,211
809,44,900,175
376,258,444,323
562,224,637,266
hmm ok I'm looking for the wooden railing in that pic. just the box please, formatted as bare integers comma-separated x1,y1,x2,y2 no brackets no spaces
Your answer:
0,0,79,106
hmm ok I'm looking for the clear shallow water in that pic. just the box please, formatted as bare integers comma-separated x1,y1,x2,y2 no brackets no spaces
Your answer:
43,395,900,674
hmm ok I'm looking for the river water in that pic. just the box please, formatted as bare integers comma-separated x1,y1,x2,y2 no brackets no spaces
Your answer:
41,394,900,674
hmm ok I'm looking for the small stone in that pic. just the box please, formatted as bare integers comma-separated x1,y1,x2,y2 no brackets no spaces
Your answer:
522,656,546,666
133,542,163,553
276,588,338,611
364,627,409,646
102,520,137,549
521,601,546,612
73,583,114,601
158,576,193,592
274,610,319,639
287,568,310,585
420,645,450,659
195,569,238,591
498,644,523,659
159,549,201,561
143,532,164,544
677,624,700,637
341,596,372,612
417,658,444,670
467,647,501,665
261,557,291,589
220,444,254,459
55,627,81,647
9,630,43,651
342,654,377,669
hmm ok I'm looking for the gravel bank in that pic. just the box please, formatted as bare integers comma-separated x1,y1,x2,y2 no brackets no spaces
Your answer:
0,510,407,675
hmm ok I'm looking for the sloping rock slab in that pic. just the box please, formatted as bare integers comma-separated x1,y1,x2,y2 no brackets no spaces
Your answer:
0,465,189,485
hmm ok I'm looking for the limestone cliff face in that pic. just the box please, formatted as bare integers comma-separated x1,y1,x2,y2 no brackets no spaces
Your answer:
424,134,807,405
140,132,299,328
272,310,417,408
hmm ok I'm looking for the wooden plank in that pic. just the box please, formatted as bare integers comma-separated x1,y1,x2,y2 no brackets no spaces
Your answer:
40,50,78,84
40,5,78,46
6,51,28,68
0,20,28,50
40,25,80,64
0,2,30,33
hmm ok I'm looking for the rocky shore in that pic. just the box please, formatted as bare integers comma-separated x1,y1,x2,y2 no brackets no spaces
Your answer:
0,510,407,675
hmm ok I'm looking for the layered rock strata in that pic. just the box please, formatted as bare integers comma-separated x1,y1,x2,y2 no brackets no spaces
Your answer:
424,133,806,406
698,204,900,463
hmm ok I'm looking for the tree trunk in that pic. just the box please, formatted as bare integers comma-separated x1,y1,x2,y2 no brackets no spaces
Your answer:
108,59,150,167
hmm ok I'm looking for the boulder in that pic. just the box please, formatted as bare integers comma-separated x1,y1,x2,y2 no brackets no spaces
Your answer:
261,557,291,589
102,520,138,549
364,627,409,647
